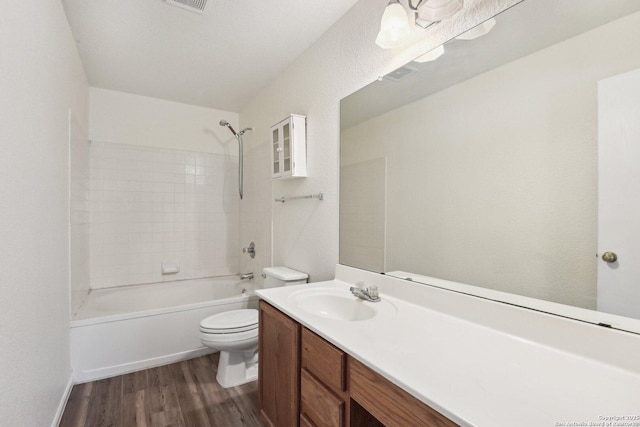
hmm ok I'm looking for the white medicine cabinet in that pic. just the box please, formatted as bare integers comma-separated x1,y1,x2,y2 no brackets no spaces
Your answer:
271,114,307,179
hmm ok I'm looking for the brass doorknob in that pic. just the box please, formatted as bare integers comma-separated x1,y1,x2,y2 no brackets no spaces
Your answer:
602,251,618,263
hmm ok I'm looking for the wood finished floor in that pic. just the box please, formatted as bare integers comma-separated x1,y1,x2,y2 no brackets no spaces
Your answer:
59,353,264,427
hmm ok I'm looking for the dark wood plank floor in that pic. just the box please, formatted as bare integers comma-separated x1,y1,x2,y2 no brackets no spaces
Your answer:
60,353,264,427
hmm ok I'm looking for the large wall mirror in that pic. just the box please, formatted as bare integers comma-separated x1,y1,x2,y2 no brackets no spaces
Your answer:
340,0,640,333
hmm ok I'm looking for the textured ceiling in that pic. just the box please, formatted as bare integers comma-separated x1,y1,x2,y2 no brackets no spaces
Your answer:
62,0,360,112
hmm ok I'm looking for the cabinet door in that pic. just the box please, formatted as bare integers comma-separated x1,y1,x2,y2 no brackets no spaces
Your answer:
272,126,282,178
259,301,301,427
282,120,292,177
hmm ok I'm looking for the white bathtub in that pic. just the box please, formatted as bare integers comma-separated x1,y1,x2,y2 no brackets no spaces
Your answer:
70,276,258,383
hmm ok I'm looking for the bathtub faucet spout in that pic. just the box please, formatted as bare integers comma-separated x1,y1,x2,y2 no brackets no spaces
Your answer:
240,272,254,280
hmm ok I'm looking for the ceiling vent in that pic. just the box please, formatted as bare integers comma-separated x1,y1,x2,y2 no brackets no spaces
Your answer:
383,64,418,82
165,0,208,14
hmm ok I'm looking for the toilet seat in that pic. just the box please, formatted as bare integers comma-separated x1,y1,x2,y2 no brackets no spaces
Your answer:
200,309,258,334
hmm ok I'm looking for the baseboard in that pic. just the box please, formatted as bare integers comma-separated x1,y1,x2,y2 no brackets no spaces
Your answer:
51,374,74,427
73,347,215,384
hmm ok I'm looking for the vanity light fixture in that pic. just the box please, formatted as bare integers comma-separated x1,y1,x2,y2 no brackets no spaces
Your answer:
375,0,412,49
376,0,464,49
417,0,463,22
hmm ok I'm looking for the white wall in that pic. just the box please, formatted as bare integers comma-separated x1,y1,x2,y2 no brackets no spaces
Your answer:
239,0,519,282
70,112,91,317
89,87,239,154
0,1,89,425
341,11,640,309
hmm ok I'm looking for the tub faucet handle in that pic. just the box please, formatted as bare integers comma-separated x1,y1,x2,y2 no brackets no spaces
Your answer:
243,242,256,259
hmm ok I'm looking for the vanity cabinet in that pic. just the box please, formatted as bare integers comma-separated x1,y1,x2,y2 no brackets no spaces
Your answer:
271,114,307,179
258,301,458,427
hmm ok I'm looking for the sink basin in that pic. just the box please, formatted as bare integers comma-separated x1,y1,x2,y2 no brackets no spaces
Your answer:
287,288,394,321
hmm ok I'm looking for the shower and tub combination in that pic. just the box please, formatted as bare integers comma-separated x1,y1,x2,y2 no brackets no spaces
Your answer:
70,120,259,383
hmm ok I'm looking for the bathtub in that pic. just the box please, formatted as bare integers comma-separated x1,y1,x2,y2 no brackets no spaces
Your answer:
70,276,258,383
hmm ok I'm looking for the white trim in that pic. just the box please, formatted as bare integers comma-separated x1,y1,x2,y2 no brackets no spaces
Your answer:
51,374,74,427
73,348,214,384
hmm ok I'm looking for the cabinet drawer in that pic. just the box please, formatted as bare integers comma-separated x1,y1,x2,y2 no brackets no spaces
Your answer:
302,328,346,393
301,369,344,427
350,358,458,427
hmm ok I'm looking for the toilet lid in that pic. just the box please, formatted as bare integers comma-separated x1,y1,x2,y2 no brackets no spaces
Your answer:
200,309,258,333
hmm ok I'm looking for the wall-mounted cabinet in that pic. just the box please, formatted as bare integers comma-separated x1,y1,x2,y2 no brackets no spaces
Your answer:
271,114,307,179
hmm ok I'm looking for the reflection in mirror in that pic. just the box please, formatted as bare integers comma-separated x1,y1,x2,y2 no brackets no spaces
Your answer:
340,0,640,330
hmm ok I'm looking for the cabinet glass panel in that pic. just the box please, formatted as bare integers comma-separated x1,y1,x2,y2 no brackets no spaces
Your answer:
283,123,291,172
273,128,280,175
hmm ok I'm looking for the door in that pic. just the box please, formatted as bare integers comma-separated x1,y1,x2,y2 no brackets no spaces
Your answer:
272,126,281,178
597,68,640,318
282,120,292,176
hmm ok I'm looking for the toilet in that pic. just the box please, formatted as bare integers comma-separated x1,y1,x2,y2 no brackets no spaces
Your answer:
199,266,308,388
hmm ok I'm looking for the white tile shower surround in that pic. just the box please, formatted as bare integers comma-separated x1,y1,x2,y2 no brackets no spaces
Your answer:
90,141,239,288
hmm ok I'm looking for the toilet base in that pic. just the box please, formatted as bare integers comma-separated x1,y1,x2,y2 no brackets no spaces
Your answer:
216,350,259,388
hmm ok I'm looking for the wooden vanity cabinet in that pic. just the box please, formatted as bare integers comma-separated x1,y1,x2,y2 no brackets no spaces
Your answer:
258,301,300,427
259,301,458,427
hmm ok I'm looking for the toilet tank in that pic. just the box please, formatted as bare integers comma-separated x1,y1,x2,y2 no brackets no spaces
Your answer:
263,267,308,288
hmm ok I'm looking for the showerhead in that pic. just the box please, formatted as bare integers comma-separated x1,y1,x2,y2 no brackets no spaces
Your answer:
219,119,237,136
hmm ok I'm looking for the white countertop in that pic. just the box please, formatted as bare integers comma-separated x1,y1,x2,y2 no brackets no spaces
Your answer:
256,266,640,427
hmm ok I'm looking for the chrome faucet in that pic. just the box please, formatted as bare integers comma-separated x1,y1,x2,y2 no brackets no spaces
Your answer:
240,272,254,280
350,282,380,302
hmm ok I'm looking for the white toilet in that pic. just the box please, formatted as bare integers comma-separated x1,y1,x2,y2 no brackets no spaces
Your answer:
199,266,308,388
